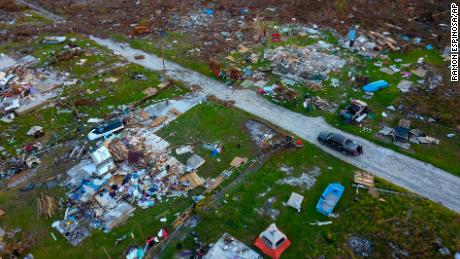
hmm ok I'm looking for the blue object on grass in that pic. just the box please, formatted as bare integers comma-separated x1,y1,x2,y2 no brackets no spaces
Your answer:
203,8,214,15
316,183,344,216
425,44,433,50
362,80,389,92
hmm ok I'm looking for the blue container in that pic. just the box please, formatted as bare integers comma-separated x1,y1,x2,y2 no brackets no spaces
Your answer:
362,80,389,92
203,8,214,15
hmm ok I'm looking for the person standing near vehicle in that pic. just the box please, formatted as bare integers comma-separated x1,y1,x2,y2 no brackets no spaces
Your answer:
357,145,363,155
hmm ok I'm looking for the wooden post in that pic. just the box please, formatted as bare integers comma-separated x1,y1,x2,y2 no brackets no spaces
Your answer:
136,221,145,240
102,246,112,259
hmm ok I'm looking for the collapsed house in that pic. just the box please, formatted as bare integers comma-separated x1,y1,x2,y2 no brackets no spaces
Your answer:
51,93,210,245
263,45,346,82
0,54,69,122
53,123,198,245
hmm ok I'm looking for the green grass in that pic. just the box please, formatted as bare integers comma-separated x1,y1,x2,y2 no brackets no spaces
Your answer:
157,102,258,179
0,107,75,154
17,10,53,25
153,103,459,258
2,101,458,258
129,33,215,78
169,149,460,257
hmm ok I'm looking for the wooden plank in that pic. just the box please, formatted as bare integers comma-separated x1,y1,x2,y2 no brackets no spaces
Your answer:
230,156,248,167
179,172,204,190
205,175,225,193
354,171,375,187
149,116,167,128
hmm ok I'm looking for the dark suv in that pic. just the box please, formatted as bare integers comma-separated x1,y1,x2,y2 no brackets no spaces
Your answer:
318,131,359,155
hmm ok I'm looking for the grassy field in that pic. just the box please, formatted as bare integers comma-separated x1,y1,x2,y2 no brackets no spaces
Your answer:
157,102,259,179
155,103,460,258
1,101,458,258
0,101,259,258
128,33,215,78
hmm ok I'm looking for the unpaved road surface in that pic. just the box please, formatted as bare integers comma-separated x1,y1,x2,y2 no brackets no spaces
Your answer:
92,37,460,213
15,0,64,21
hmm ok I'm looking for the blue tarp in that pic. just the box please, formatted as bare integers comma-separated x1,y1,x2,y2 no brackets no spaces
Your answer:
362,80,389,92
203,8,214,15
316,183,344,216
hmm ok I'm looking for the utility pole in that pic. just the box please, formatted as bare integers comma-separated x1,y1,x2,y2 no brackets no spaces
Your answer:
159,11,166,81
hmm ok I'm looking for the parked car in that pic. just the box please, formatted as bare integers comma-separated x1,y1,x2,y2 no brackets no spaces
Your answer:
317,131,360,155
87,120,124,141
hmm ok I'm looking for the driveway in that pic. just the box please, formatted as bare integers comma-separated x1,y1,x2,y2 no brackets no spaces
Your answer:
91,37,460,213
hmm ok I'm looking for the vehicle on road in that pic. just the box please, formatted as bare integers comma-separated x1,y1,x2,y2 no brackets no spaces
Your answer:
317,131,360,155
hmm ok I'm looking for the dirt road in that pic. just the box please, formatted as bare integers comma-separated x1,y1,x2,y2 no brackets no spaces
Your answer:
91,37,460,213
15,0,64,21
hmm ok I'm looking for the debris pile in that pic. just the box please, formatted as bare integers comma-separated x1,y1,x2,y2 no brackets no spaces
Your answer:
0,54,68,122
37,194,57,219
52,96,207,246
263,45,346,82
245,120,276,147
204,233,261,259
348,236,372,257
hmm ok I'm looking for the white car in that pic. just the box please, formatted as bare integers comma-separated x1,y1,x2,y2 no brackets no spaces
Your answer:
87,120,124,141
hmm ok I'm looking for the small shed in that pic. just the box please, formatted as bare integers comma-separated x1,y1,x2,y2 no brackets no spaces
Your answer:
253,223,291,259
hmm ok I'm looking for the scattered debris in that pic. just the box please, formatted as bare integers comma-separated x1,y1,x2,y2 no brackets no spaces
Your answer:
204,233,262,259
277,166,320,190
264,46,346,82
348,236,372,257
309,221,332,226
286,192,304,212
37,194,57,219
